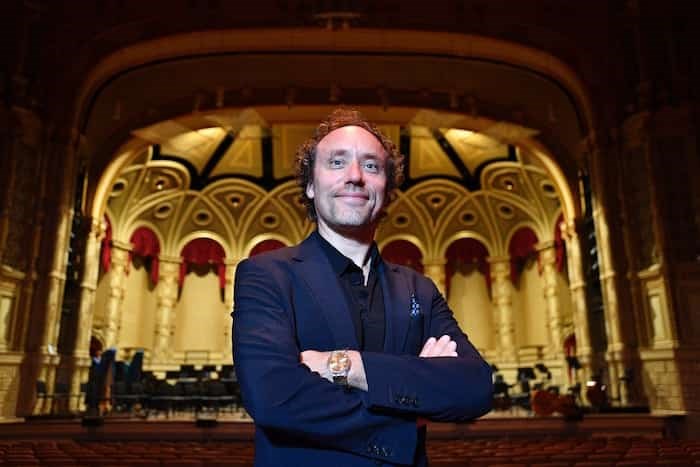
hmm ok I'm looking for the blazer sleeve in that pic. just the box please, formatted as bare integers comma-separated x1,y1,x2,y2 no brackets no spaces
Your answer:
361,276,493,422
232,258,418,465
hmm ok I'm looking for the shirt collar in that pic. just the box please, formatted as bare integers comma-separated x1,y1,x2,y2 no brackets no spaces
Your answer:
312,230,382,276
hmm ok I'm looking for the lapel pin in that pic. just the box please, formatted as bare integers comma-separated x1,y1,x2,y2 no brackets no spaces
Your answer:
409,293,421,317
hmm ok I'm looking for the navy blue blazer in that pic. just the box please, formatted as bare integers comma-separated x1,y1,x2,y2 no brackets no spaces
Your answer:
233,234,492,466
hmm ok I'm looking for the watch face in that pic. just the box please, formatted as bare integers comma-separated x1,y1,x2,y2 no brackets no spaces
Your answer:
329,350,351,376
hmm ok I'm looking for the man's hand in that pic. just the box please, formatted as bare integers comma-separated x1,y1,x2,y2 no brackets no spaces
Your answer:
301,350,369,391
300,350,331,380
419,335,458,357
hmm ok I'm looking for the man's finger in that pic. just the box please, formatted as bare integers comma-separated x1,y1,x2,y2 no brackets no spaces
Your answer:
431,335,451,356
419,337,437,357
445,340,458,356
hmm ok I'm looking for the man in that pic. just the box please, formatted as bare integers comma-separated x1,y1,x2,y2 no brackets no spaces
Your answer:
233,109,492,466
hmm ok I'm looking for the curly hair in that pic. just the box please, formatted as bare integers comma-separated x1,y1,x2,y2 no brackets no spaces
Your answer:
295,108,405,221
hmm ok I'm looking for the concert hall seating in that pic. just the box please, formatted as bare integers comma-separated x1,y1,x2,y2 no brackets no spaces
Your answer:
1,437,700,466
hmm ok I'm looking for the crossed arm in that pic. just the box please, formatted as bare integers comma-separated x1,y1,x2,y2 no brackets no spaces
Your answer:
300,335,459,391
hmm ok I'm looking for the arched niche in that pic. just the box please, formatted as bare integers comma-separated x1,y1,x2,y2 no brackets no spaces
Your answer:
445,238,493,352
381,239,423,274
173,238,228,355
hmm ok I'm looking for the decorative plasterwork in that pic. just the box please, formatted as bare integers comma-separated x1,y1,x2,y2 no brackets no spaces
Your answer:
103,132,562,265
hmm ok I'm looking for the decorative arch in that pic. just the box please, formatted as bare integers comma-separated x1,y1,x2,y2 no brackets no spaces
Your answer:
129,226,161,285
508,226,539,284
179,237,227,290
249,239,286,257
381,239,423,274
445,238,491,297
75,29,594,136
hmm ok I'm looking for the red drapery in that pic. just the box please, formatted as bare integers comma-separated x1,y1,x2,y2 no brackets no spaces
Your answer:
381,240,424,274
554,214,566,273
508,227,538,284
179,238,227,290
445,238,490,297
100,216,112,273
249,239,286,257
130,227,161,285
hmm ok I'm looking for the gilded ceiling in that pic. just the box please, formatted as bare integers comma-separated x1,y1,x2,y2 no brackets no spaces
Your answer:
105,108,562,260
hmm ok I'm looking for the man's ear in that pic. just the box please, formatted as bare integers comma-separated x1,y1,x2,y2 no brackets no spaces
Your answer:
305,182,314,199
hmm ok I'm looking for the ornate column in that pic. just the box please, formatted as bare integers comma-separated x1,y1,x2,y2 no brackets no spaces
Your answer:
423,258,447,297
101,240,130,349
561,220,593,385
489,257,516,361
537,241,564,359
32,203,72,414
67,217,103,411
223,259,239,363
152,256,180,364
18,129,79,416
584,133,636,404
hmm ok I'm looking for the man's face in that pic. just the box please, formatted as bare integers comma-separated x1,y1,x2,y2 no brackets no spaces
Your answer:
306,125,389,233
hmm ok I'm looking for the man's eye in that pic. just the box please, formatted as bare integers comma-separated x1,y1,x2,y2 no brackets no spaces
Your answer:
364,162,380,172
329,159,345,168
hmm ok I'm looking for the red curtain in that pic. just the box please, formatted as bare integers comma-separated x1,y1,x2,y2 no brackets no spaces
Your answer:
129,227,161,285
179,238,227,289
100,216,112,273
445,238,490,297
508,227,538,284
554,214,566,273
381,240,423,274
249,239,286,257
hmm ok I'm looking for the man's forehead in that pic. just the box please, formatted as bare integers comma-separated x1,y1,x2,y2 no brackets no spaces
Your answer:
317,125,387,156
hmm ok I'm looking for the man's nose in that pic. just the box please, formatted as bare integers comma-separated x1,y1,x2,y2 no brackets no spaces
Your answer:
345,158,364,183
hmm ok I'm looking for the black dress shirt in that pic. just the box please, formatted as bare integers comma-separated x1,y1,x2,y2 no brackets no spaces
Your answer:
313,231,386,352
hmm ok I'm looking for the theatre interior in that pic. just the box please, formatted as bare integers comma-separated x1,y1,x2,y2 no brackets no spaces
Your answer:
1,0,699,465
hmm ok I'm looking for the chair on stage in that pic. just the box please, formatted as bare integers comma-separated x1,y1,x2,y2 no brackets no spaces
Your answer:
35,380,71,415
201,379,235,414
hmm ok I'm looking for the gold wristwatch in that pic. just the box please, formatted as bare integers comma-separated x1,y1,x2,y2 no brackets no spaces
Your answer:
328,349,351,386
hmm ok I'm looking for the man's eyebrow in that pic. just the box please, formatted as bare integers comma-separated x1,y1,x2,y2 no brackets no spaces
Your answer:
328,149,350,157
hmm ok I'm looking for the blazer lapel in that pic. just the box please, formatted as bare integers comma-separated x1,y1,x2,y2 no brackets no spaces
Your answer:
292,236,359,350
379,262,411,353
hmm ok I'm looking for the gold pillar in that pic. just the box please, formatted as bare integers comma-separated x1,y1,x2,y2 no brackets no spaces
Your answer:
102,240,131,349
1,106,56,417
423,259,446,297
489,257,516,361
561,220,593,385
68,217,104,412
25,131,81,416
152,256,180,363
537,242,564,359
223,259,239,363
584,134,633,404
